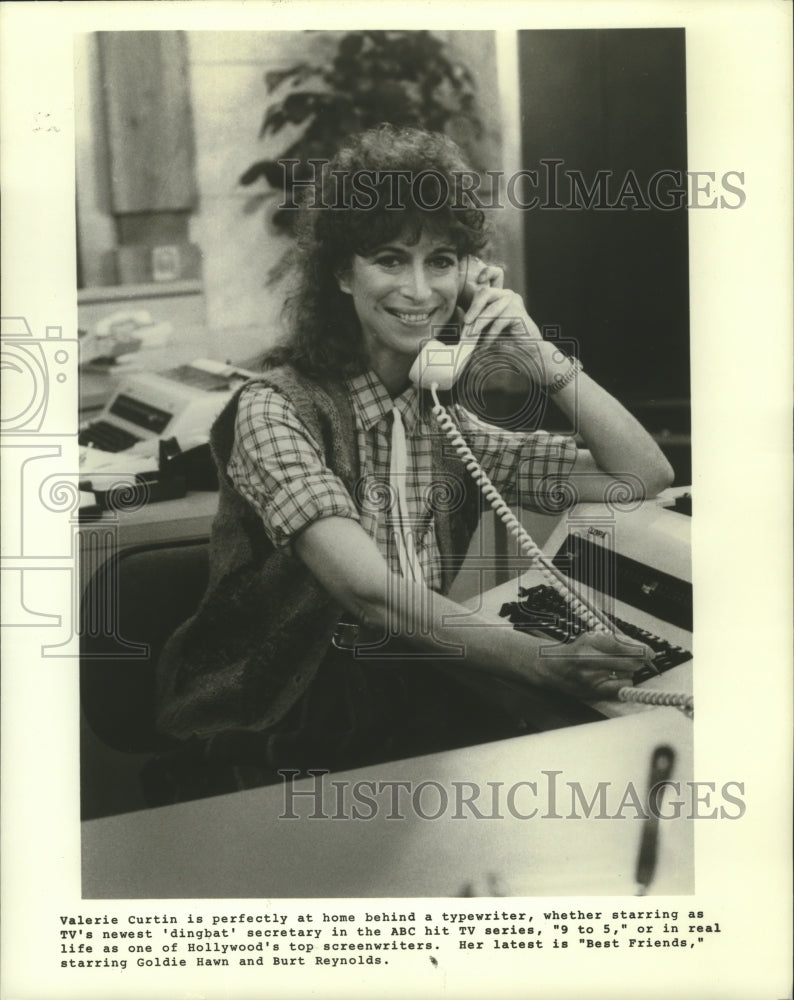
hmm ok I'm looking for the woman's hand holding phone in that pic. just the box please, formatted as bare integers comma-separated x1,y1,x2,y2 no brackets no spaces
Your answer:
459,257,567,388
458,256,505,308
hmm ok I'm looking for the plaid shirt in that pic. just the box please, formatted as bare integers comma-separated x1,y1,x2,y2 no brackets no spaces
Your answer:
228,372,577,591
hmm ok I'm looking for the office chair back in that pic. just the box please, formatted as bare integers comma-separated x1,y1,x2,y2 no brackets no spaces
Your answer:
80,538,210,754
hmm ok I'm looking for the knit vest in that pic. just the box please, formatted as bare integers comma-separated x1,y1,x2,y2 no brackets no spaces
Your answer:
155,365,482,741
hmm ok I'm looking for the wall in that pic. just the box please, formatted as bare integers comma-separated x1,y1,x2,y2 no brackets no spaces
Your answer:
518,28,690,405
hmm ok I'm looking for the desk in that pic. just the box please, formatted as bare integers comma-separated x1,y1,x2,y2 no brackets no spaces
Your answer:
79,492,693,826
79,486,693,892
78,490,218,592
82,706,693,898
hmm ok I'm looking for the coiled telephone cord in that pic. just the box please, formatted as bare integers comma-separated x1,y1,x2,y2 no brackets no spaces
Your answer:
429,386,694,718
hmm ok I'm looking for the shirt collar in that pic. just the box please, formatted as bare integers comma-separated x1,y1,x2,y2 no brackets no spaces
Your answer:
346,371,420,432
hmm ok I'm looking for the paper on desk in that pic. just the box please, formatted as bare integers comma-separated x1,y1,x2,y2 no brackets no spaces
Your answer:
78,446,158,478
78,431,210,480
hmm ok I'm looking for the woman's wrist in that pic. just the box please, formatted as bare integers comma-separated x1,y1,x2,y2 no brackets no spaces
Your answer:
533,342,583,391
546,355,583,395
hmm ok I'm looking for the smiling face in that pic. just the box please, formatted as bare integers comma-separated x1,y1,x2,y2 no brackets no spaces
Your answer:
337,230,462,383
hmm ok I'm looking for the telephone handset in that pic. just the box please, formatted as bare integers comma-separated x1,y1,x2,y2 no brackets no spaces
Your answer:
408,256,479,390
407,259,694,716
408,337,477,391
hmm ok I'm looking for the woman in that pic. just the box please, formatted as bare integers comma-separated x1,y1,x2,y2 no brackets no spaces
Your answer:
155,126,673,798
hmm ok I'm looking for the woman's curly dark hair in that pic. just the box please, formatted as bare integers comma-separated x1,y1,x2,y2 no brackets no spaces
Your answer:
267,125,490,379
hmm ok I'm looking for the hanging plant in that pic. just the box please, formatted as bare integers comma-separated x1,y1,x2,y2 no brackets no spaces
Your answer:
240,30,483,252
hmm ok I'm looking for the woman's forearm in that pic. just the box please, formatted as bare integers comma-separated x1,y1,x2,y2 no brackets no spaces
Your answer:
297,515,643,701
542,350,674,498
353,574,547,684
297,516,545,682
352,572,641,699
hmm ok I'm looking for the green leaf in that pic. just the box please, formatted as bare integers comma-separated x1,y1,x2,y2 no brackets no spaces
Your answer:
282,92,316,125
259,104,289,138
271,207,299,233
266,63,327,93
239,159,289,188
337,33,364,59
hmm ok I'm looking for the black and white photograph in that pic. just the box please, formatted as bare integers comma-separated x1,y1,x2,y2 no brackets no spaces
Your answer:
1,2,791,999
